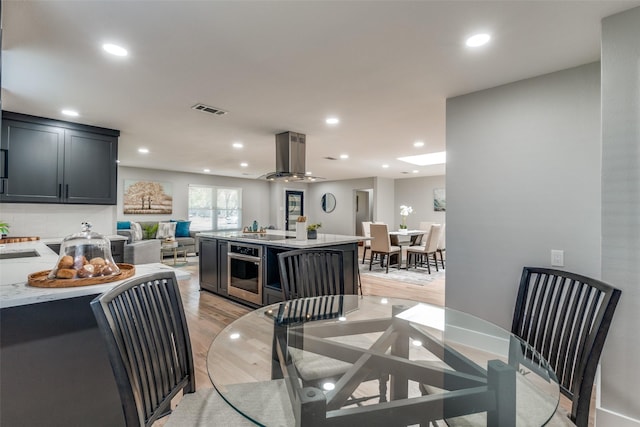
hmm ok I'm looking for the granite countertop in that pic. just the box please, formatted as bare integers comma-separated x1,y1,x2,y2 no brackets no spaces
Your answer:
197,230,365,248
0,240,190,309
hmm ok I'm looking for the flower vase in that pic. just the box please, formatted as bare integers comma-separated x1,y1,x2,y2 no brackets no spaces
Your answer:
307,229,317,239
296,222,307,240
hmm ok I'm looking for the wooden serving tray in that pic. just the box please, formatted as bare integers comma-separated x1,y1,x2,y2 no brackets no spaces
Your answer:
28,263,135,288
0,236,40,244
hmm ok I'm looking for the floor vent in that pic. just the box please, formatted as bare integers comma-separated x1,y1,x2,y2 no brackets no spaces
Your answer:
191,103,228,116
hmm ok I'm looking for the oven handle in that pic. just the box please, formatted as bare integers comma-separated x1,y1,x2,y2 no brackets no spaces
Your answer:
228,253,261,263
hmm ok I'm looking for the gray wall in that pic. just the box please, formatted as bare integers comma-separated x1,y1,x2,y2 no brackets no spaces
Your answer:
446,62,602,327
374,177,395,225
395,175,446,229
600,7,640,425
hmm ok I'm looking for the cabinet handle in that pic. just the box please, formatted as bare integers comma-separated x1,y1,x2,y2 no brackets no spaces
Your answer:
0,149,7,179
1,179,5,195
58,184,62,198
65,184,69,199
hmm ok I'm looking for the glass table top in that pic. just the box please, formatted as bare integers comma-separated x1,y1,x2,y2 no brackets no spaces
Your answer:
207,295,560,426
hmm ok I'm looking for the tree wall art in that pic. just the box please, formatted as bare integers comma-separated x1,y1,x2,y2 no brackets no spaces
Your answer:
123,180,173,214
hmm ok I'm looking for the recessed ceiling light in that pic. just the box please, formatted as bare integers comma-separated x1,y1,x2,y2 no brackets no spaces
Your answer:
382,164,389,168
412,170,419,174
232,142,243,149
466,33,491,47
240,162,248,167
138,148,149,154
61,109,79,117
326,117,340,125
397,151,446,166
102,43,128,57
203,168,210,173
413,141,424,148
340,154,349,159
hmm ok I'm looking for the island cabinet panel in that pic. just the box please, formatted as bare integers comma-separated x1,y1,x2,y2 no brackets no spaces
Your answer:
0,111,119,205
199,235,359,307
0,295,124,427
199,237,219,293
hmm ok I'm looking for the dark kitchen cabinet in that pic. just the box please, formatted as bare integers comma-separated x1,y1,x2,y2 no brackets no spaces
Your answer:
0,112,119,205
199,237,229,297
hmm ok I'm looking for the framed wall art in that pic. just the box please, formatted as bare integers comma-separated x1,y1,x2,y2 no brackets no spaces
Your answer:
434,188,446,212
123,180,173,214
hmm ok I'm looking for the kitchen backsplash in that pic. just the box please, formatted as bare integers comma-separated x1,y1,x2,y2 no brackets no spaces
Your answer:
0,204,117,238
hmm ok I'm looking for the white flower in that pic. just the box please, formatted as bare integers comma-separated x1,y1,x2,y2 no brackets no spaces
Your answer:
400,205,413,216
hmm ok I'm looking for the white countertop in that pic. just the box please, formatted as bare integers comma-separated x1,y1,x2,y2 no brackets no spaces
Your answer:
197,230,365,248
0,240,190,309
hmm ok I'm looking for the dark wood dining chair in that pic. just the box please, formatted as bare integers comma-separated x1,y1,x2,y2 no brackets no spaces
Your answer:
90,272,257,427
511,267,621,427
278,248,345,300
369,223,401,273
419,267,621,427
277,248,386,403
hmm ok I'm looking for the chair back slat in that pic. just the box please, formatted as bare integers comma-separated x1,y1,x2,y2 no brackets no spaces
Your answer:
512,267,621,427
278,249,345,300
92,272,195,427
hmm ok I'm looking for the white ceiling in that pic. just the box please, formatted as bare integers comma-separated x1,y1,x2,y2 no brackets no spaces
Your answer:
2,1,638,181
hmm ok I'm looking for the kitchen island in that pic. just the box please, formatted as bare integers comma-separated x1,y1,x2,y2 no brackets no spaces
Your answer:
0,240,190,427
197,231,363,307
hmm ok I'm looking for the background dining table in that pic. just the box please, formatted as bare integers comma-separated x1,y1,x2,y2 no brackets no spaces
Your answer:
207,295,560,426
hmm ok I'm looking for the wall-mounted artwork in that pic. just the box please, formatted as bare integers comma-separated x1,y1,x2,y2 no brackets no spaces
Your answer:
434,188,446,212
123,180,173,214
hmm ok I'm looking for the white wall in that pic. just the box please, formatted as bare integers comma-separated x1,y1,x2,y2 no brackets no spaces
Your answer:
395,175,446,229
118,166,273,230
374,177,395,225
599,7,640,425
446,62,602,329
306,178,374,235
0,203,116,238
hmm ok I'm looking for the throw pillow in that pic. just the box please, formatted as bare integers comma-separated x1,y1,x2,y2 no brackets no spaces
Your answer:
171,220,191,237
116,221,131,230
156,221,177,240
130,222,143,241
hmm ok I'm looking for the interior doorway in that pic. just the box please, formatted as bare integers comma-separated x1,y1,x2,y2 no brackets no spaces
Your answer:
285,190,304,231
355,189,373,236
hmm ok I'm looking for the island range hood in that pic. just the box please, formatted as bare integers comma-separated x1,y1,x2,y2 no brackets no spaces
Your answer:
263,131,323,181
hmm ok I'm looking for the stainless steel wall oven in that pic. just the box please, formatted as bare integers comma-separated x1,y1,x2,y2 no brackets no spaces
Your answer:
227,242,263,305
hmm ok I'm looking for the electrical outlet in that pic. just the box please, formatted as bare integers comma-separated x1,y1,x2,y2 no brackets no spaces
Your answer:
551,250,564,267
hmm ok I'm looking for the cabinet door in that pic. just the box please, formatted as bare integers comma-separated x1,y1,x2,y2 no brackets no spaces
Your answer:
63,129,117,204
217,241,228,295
199,238,218,293
0,120,64,202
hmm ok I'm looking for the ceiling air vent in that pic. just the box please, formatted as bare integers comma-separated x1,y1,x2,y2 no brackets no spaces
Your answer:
191,103,228,116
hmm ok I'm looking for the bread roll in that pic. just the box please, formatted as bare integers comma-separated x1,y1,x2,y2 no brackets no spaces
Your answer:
56,268,76,279
58,255,74,269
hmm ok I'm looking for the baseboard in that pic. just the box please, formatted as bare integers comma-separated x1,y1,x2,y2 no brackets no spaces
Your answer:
596,406,640,427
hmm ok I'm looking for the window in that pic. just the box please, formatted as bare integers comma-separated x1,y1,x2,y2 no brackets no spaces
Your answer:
188,185,242,231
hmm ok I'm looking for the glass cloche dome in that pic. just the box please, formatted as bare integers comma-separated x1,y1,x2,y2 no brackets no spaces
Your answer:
48,222,121,279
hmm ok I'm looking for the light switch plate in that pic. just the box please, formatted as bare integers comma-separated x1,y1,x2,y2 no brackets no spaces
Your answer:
551,250,564,267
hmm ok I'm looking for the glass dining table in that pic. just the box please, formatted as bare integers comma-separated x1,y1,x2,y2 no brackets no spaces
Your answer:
207,295,560,426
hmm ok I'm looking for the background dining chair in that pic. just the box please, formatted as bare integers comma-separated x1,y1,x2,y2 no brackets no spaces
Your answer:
90,272,258,427
361,220,373,264
436,223,446,269
369,223,402,273
277,248,386,403
511,267,621,426
406,224,441,273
